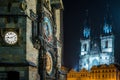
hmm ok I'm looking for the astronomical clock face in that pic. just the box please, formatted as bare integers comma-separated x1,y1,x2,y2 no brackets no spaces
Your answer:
4,31,18,45
43,17,53,42
46,52,53,75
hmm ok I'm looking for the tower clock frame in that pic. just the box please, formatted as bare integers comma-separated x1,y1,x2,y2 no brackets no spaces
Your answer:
0,28,21,46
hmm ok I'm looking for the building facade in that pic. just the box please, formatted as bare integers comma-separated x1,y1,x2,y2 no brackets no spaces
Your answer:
59,66,69,80
0,0,63,80
79,7,116,70
67,64,120,80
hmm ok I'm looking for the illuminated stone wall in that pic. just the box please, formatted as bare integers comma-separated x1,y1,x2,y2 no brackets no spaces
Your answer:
67,64,120,80
79,33,114,70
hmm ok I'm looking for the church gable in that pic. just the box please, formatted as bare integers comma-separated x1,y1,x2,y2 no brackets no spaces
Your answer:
90,41,100,54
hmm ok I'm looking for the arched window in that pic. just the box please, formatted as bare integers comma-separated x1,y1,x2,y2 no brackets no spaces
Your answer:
102,70,104,73
102,74,104,78
95,71,97,73
109,70,111,72
98,70,100,73
112,70,114,72
106,70,107,72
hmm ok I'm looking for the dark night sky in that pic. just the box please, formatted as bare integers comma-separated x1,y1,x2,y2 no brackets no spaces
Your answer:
62,0,120,69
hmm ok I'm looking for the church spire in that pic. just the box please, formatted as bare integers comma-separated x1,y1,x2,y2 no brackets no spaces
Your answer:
103,1,112,34
83,10,90,38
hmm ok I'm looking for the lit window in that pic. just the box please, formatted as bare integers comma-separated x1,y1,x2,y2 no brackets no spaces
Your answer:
109,70,111,72
98,75,100,78
102,74,104,78
106,70,107,72
98,70,100,73
102,70,104,73
109,74,111,78
105,74,107,78
95,71,97,73
112,74,114,78
112,70,114,72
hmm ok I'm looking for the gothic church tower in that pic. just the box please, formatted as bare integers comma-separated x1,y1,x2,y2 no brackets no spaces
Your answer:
100,4,114,64
79,3,115,71
79,10,91,70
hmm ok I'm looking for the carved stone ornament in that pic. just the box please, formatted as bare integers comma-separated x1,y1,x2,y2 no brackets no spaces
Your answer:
19,1,27,11
33,40,41,49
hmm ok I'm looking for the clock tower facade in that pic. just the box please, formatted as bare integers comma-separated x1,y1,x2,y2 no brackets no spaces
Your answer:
0,0,64,80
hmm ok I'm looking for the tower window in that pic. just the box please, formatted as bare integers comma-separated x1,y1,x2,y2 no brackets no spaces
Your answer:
32,21,37,39
105,41,108,48
109,70,111,72
102,74,104,78
84,63,86,66
105,57,107,59
102,70,104,72
83,44,87,51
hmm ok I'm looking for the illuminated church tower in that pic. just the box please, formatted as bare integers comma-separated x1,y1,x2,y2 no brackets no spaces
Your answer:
80,17,90,55
79,10,91,70
79,5,115,70
100,4,114,64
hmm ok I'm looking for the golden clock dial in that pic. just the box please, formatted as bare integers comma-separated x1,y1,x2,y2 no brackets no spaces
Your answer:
46,52,53,75
4,31,18,45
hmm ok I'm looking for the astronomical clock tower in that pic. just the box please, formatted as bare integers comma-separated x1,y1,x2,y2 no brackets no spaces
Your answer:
0,0,63,80
38,0,64,80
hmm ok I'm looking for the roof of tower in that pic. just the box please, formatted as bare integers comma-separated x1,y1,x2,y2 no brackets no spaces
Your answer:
102,1,113,35
82,10,91,39
84,10,90,28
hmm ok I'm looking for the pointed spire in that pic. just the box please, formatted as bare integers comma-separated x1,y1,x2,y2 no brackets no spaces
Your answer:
83,10,90,38
105,2,112,25
103,1,112,34
84,10,89,27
